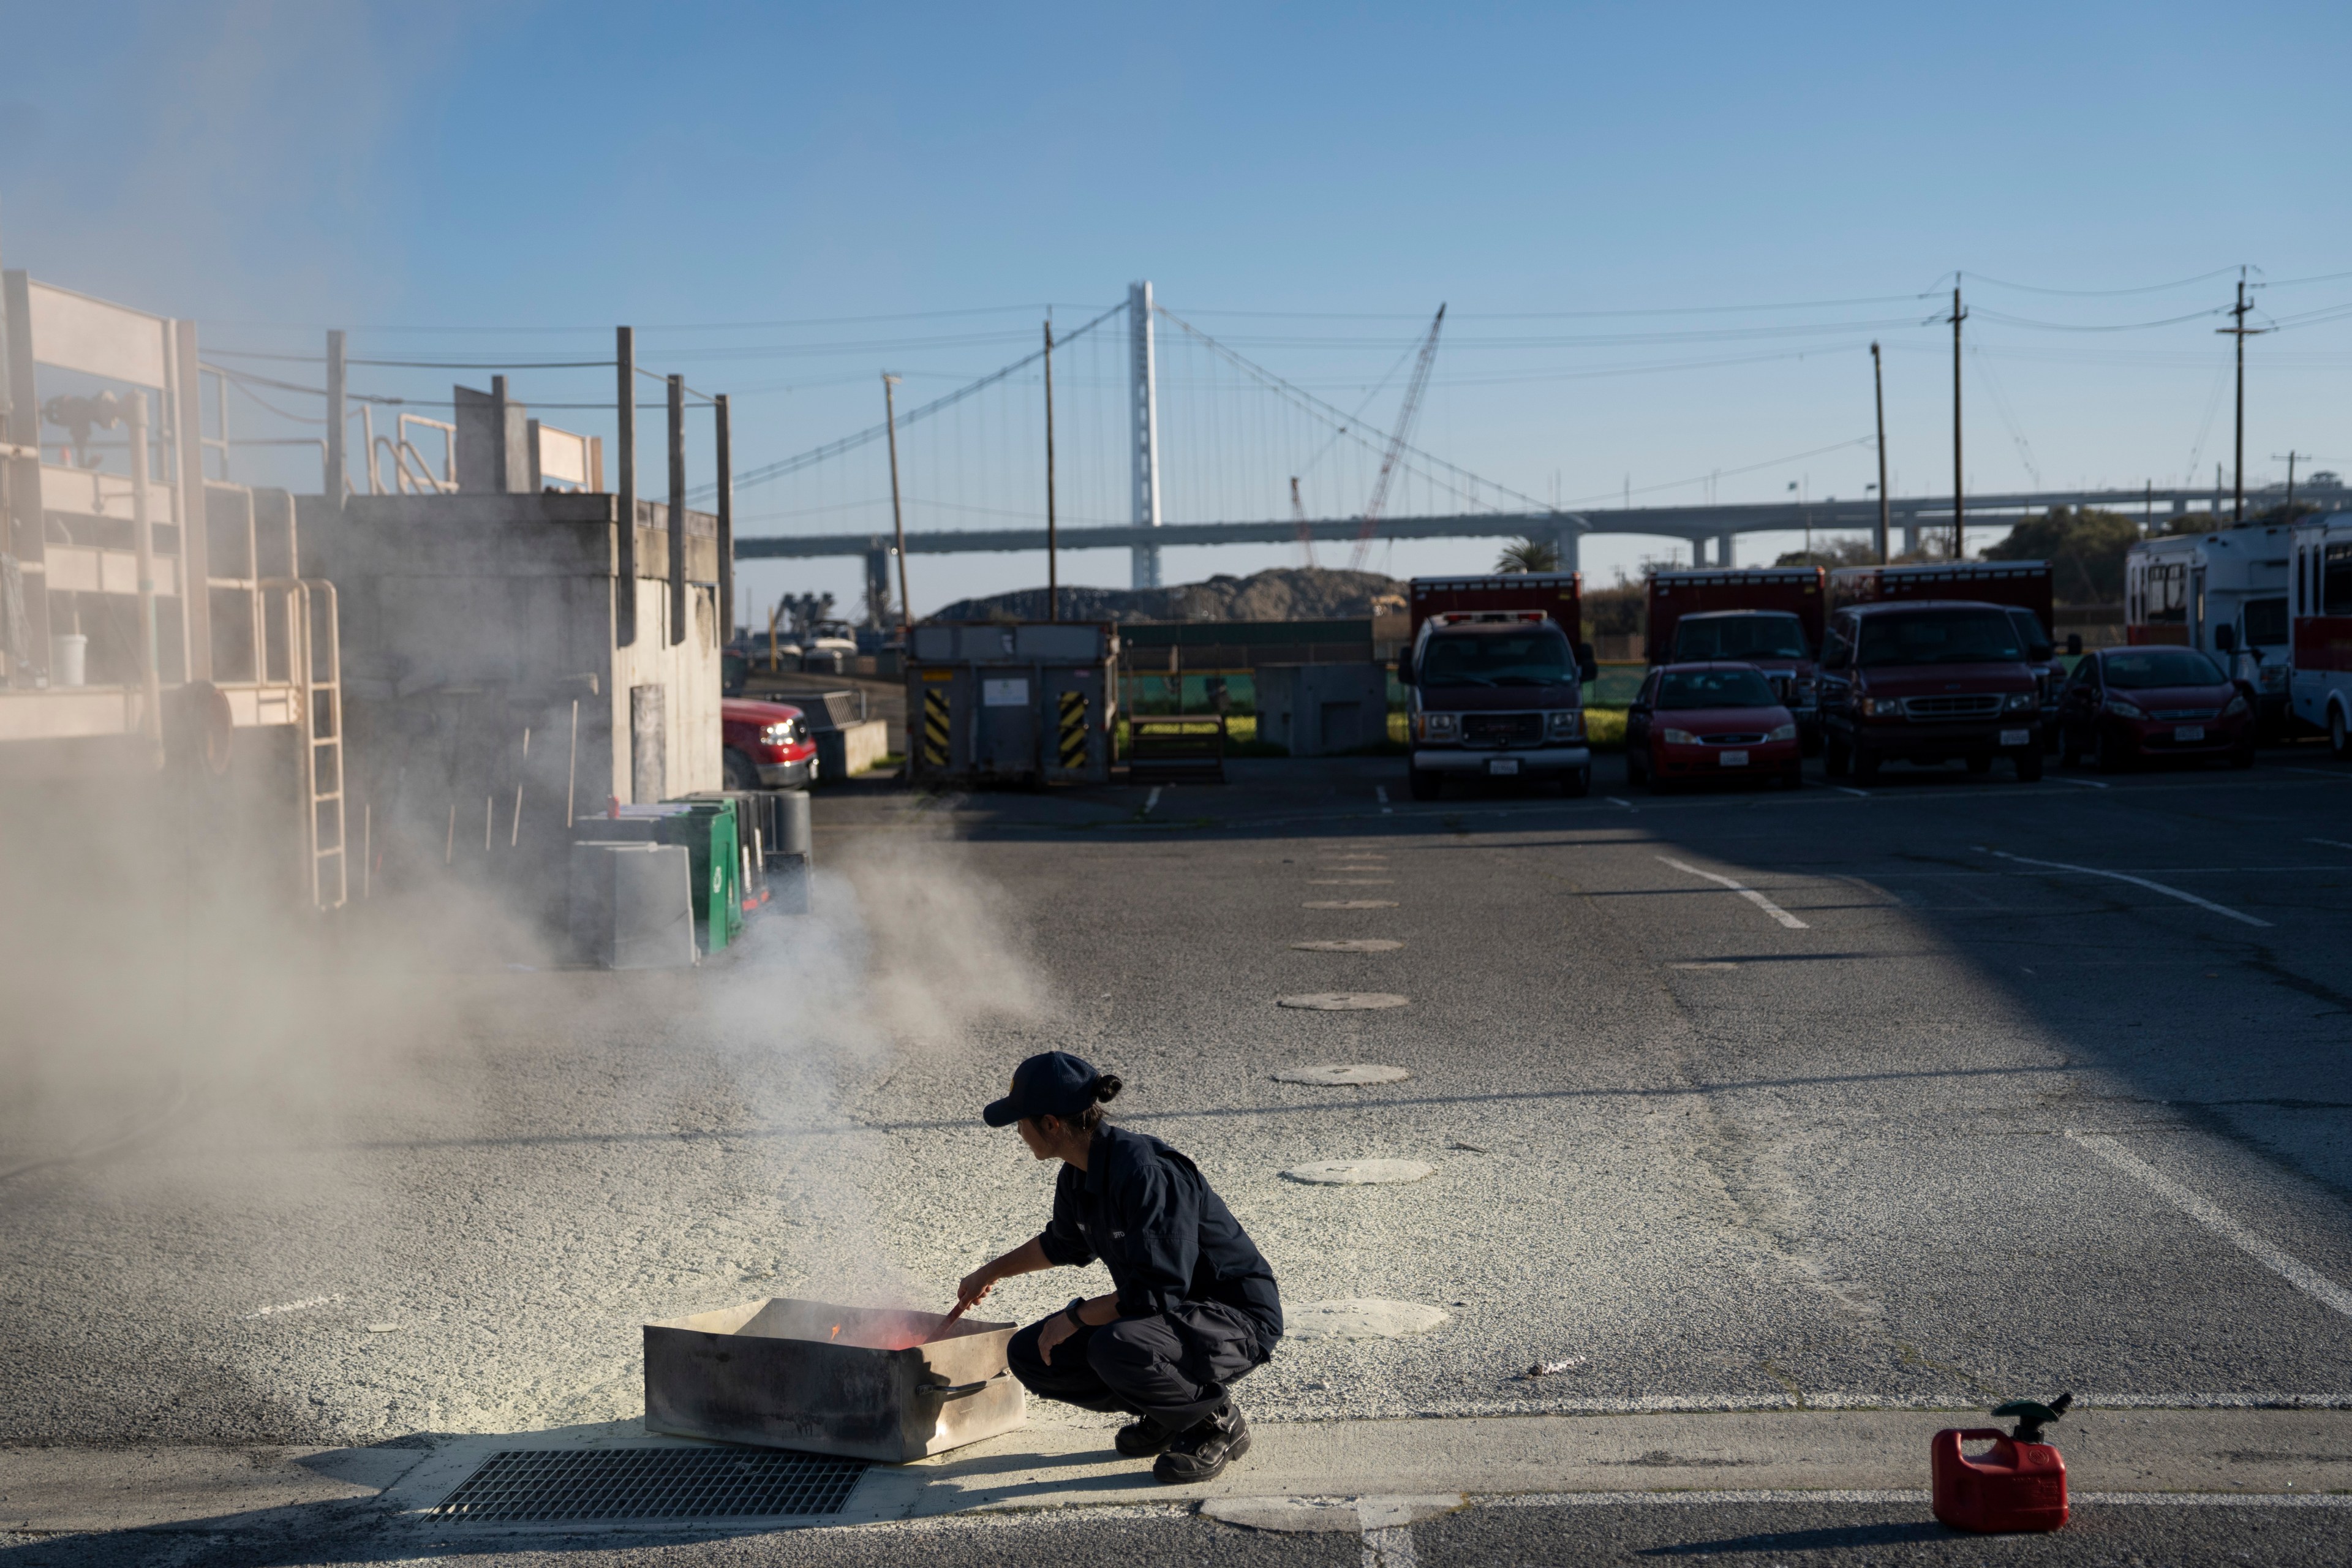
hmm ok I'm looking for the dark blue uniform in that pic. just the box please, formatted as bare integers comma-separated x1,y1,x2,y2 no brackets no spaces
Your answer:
1006,1123,1282,1428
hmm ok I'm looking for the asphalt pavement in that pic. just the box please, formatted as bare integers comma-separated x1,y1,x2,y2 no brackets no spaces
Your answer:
6,741,2352,1564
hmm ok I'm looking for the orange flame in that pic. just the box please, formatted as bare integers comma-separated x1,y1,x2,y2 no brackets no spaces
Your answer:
829,1324,841,1339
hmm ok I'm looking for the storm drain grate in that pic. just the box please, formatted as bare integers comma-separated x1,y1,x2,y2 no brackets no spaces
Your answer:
431,1447,868,1523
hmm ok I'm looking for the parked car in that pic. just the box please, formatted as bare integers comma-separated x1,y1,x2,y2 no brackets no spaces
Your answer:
721,698,820,790
1646,567,1826,750
2054,647,2255,771
1817,600,2045,782
1624,663,1803,792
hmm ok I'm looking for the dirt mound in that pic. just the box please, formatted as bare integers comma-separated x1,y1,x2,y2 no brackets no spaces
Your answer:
930,567,1402,624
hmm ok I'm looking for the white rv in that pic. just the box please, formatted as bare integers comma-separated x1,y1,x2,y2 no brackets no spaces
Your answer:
2124,526,2292,730
2286,513,2352,755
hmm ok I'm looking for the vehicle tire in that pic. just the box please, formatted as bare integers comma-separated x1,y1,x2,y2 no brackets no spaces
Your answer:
1825,734,1851,777
1853,745,1880,782
2094,728,2125,774
2333,706,2350,760
1966,752,1993,775
2015,749,2043,783
1562,766,1591,799
1408,766,1443,802
1782,761,1804,790
723,748,759,791
2059,725,2081,767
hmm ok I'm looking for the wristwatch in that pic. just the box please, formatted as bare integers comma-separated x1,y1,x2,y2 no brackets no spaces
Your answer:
1064,1297,1090,1328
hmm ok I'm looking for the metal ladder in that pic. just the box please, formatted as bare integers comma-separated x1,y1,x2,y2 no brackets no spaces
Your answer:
263,578,347,909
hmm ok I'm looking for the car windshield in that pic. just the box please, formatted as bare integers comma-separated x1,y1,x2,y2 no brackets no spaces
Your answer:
1854,609,2025,668
1419,628,1576,686
1657,668,1779,709
2103,649,2225,688
1672,612,1807,661
2005,607,2051,652
2243,597,2288,647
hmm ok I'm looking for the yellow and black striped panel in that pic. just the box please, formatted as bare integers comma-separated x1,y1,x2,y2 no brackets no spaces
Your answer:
922,687,951,768
1057,690,1088,769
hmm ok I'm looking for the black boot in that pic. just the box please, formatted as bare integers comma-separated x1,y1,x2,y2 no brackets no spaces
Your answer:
1152,1402,1251,1483
1115,1414,1178,1457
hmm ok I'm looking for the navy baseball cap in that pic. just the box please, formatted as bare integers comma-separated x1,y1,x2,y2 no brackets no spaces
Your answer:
984,1051,1101,1128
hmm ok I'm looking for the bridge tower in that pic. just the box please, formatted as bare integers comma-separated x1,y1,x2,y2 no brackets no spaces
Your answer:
1128,280,1163,589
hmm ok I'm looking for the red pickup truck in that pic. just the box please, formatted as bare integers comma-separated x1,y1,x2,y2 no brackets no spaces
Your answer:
1816,600,2045,782
722,698,819,791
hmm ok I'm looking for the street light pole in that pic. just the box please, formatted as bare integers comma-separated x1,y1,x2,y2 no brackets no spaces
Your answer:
1871,341,1890,564
882,372,910,636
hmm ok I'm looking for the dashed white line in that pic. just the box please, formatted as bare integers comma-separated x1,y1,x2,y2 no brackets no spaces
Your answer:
1981,848,2271,927
1376,785,1392,816
2282,766,2351,780
1605,796,1636,811
2310,837,2352,853
240,1294,344,1320
2067,1130,2352,1321
1656,856,1810,929
2051,775,2110,788
1143,786,1162,815
1831,785,1868,797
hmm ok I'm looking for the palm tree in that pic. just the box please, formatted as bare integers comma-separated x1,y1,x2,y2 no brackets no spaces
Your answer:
1494,536,1560,573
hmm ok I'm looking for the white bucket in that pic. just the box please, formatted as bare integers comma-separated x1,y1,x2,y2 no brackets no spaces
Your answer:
50,633,87,687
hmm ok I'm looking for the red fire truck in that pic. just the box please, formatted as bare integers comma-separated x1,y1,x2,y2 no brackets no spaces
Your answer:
1400,573,1597,800
1646,567,1827,749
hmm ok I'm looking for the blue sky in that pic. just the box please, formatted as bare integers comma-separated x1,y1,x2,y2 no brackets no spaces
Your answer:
5,1,2349,617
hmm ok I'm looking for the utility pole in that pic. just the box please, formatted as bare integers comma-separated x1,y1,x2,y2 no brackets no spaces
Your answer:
1871,341,1890,564
2274,450,2312,512
881,372,910,636
1042,320,1059,622
1950,281,1966,560
325,329,347,507
2217,272,2268,525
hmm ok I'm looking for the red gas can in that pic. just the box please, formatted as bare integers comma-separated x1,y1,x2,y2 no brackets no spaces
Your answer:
1931,1427,2068,1532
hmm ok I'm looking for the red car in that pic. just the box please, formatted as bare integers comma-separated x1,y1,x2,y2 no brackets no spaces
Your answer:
722,698,819,790
2053,647,2255,771
1624,662,1804,791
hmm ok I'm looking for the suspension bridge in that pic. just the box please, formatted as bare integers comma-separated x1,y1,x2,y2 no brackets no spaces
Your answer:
703,281,2317,619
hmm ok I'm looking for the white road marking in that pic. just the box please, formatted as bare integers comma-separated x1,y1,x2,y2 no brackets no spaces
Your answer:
2067,1130,2352,1322
1142,786,1162,814
1376,785,1392,816
2283,766,2351,779
1656,856,1809,929
1983,849,2271,927
1832,785,1869,797
1605,796,1636,810
1489,1490,2352,1509
239,1294,344,1320
2052,775,2110,788
2310,837,2352,852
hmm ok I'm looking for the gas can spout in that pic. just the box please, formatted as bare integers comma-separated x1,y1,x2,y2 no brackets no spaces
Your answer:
1992,1392,2073,1445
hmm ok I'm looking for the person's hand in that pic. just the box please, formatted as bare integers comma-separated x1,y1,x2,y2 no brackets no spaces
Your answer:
956,1265,997,1308
1036,1309,1076,1366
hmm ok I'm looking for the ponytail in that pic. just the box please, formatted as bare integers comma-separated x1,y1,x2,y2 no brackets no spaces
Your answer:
1077,1071,1123,1133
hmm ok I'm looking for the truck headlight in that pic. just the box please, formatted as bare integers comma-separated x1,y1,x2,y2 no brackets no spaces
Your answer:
1768,723,1798,742
1417,712,1460,742
2003,692,2037,714
1860,696,1904,719
2222,693,2250,718
1545,710,1583,741
1662,728,1697,745
760,722,795,745
2104,698,2146,720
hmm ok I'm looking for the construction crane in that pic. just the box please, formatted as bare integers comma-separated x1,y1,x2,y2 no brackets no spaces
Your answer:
1349,303,1445,573
1291,476,1315,568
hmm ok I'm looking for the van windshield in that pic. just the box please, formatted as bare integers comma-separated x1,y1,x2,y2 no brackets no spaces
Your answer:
1855,609,2025,668
1658,668,1779,709
2243,597,2288,647
1419,629,1577,686
1671,613,1807,662
2103,649,2224,688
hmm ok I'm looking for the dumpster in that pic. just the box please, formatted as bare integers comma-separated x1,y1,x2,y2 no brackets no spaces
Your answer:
582,803,741,953
905,622,1118,787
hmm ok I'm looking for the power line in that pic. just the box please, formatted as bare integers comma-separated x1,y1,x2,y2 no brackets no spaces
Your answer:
1956,265,2248,297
